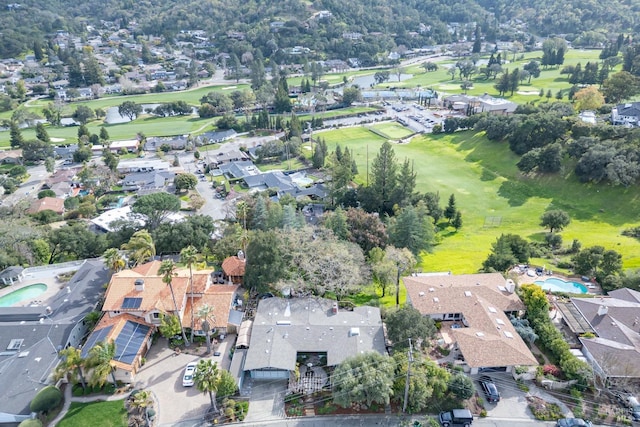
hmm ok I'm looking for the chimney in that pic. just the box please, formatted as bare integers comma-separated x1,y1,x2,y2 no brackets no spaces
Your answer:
332,302,338,315
597,305,608,316
134,279,145,292
505,279,515,293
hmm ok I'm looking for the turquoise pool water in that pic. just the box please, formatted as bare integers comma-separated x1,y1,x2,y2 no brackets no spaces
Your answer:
534,277,588,294
0,283,48,307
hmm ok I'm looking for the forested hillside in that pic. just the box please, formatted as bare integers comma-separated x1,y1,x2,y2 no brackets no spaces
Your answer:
1,0,639,58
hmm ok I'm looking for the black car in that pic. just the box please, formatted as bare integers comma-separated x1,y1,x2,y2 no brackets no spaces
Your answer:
556,418,592,427
479,376,500,403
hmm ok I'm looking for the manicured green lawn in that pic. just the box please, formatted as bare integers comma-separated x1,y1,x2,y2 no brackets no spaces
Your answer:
319,127,640,274
57,400,127,427
369,122,414,140
0,114,218,147
381,49,607,105
28,83,250,111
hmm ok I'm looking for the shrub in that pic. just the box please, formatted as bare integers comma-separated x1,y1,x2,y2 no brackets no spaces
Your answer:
528,401,563,420
542,364,562,378
18,420,43,427
479,409,487,417
30,386,63,414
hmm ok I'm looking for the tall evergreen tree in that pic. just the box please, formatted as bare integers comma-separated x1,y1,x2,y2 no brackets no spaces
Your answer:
472,26,482,54
394,158,416,207
444,194,457,222
368,141,398,215
35,122,50,143
274,80,292,113
9,121,24,148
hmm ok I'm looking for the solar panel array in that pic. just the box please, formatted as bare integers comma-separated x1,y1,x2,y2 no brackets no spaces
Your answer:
114,321,151,365
81,326,113,358
121,297,143,309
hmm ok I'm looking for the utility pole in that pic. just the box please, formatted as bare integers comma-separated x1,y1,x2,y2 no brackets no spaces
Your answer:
403,338,414,413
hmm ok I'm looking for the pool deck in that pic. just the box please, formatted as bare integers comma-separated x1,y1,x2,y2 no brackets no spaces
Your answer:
0,273,75,307
515,270,602,295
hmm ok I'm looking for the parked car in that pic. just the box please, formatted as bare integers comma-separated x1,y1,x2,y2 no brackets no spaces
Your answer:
616,393,640,421
556,418,592,427
627,396,640,421
438,409,473,426
479,375,500,403
182,362,197,387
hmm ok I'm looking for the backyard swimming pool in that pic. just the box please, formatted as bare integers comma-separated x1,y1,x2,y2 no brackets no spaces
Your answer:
0,283,48,307
533,277,588,294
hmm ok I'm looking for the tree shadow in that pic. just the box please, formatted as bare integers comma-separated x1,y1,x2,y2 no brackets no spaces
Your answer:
480,168,498,181
497,180,534,207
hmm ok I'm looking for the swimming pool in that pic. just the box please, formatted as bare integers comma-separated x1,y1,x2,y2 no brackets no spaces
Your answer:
0,283,48,307
534,277,588,294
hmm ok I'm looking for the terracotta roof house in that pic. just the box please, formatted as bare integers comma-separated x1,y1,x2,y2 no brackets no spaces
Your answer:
221,254,246,285
559,288,640,385
404,273,537,374
83,261,242,382
28,197,65,215
243,297,386,384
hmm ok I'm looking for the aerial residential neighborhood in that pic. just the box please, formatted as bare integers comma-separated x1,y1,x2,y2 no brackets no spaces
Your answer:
3,1,640,427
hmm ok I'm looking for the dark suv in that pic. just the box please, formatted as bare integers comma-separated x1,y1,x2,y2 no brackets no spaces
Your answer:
479,376,500,403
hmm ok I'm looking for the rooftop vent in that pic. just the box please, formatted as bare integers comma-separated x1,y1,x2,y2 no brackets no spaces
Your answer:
349,327,360,337
433,297,439,303
504,331,514,339
418,291,425,297
428,288,435,292
488,307,497,313
464,291,472,297
7,339,23,351
475,332,485,337
134,279,145,292
276,320,291,326
597,305,608,316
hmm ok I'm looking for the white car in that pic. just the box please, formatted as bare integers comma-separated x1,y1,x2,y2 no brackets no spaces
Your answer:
182,362,197,387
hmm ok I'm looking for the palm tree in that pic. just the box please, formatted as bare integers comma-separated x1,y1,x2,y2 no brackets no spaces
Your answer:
54,346,88,389
196,303,216,354
121,230,156,266
103,248,125,273
87,340,118,388
130,390,152,416
180,245,199,343
193,359,220,413
159,260,189,346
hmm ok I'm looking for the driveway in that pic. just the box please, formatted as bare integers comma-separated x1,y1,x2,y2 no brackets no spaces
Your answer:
243,379,287,423
473,373,573,421
133,341,211,426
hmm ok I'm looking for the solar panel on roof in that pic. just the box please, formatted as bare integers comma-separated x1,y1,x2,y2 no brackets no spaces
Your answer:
121,297,142,309
81,325,113,358
114,321,150,365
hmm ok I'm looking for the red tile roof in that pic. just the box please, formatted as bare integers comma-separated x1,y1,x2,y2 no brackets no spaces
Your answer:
222,256,245,277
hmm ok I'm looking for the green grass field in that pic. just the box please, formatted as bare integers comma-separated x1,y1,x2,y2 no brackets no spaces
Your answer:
0,114,219,147
369,122,415,140
57,400,127,427
318,125,640,274
375,49,606,105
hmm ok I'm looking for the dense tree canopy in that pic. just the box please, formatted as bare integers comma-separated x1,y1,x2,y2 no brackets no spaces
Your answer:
332,352,395,409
